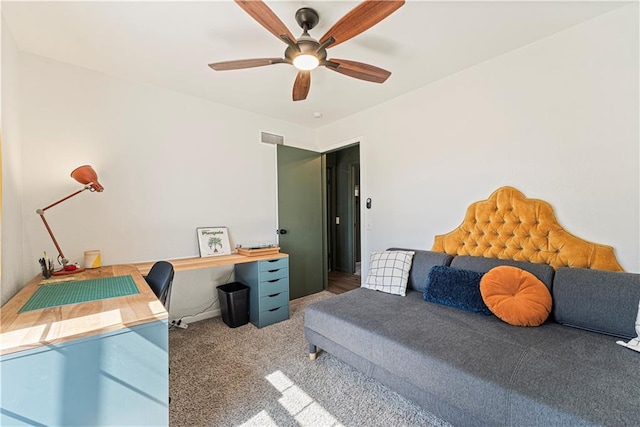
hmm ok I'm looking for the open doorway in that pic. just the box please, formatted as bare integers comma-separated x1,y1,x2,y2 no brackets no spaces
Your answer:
325,144,361,294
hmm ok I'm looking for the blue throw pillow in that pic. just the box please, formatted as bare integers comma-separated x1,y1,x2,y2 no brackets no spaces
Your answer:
423,266,491,315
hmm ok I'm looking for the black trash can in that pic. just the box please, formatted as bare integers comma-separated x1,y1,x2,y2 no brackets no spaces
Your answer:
217,282,249,328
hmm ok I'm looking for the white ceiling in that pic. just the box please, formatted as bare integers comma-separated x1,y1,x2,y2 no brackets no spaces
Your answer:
2,1,628,128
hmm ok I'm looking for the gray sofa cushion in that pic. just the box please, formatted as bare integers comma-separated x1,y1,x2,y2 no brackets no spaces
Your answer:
388,248,453,292
305,288,640,425
450,255,555,290
553,267,640,339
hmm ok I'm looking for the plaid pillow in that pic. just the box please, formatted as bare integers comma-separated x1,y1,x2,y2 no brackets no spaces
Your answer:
363,250,415,296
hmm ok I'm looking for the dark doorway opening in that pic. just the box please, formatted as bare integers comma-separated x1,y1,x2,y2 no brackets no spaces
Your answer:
325,144,361,293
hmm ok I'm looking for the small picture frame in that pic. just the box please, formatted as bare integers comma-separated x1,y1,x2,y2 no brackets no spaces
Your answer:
197,227,231,257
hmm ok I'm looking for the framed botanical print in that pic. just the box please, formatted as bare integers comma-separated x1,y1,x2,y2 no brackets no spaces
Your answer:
196,227,231,257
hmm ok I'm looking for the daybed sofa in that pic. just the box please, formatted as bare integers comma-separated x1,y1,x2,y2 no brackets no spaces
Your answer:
304,187,640,426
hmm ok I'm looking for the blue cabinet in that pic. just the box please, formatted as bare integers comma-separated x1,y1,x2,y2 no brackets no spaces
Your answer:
0,320,168,426
236,257,290,328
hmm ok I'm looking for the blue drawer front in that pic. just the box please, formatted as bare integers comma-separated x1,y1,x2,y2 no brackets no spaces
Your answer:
258,277,289,297
258,304,289,327
260,292,289,311
259,258,288,272
260,268,288,283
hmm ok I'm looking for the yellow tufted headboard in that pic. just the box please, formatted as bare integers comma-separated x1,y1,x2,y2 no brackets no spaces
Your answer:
432,186,623,271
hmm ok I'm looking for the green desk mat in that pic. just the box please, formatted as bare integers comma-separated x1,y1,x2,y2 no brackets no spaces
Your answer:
19,275,140,313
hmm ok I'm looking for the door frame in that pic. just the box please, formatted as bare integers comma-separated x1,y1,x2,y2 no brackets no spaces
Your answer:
349,160,361,273
325,160,335,272
275,137,365,291
320,137,365,284
321,152,330,292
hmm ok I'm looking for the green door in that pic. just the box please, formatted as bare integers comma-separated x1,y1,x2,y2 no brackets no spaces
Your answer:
277,145,325,299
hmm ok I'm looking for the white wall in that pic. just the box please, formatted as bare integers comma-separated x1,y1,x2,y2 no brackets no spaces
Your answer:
317,5,639,273
16,54,315,320
1,16,26,306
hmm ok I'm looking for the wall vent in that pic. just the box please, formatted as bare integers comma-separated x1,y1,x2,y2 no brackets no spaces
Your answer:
260,131,284,145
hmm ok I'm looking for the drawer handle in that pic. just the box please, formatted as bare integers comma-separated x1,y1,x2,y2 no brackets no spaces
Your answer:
268,269,280,273
268,307,281,312
268,293,281,298
268,260,279,263
268,279,281,283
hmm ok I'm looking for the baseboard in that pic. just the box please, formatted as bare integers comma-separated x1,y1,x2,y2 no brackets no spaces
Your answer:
171,309,221,325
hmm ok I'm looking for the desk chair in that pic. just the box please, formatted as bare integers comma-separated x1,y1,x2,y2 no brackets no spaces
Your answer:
144,261,174,311
144,260,174,404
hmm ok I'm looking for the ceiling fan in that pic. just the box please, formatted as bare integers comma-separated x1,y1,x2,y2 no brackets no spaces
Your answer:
208,0,405,101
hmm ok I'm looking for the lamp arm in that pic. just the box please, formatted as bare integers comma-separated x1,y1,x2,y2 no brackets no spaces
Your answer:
40,186,90,212
35,186,90,267
38,213,67,265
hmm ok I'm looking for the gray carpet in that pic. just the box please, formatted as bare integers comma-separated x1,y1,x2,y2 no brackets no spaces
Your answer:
169,291,450,427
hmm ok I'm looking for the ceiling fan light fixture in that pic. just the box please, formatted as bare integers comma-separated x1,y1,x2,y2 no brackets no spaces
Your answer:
208,1,405,101
293,54,319,71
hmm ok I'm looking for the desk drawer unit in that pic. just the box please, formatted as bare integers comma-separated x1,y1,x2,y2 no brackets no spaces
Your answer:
236,257,289,328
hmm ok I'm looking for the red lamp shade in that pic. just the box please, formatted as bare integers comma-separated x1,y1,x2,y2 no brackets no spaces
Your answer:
71,165,104,192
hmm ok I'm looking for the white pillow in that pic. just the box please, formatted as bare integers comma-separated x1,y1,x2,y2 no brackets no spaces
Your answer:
363,250,415,296
617,298,640,353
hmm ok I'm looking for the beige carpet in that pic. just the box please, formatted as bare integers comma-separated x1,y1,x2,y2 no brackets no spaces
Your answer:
169,291,449,427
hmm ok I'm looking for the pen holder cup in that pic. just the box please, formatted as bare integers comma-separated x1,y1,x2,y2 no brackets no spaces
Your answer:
41,263,52,279
84,250,101,269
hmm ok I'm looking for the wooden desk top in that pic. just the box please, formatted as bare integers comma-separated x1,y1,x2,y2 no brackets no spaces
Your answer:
133,252,288,275
0,265,167,356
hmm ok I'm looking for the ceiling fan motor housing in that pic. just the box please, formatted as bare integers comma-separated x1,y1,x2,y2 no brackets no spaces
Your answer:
285,8,327,64
285,37,327,64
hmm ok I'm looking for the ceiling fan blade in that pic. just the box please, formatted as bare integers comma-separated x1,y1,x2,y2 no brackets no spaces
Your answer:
235,0,296,45
208,58,286,71
292,71,311,101
319,0,405,48
326,59,391,83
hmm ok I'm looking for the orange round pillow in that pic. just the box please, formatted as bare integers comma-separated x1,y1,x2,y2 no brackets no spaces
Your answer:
480,266,552,327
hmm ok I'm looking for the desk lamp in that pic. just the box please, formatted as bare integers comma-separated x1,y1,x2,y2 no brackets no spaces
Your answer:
36,165,104,275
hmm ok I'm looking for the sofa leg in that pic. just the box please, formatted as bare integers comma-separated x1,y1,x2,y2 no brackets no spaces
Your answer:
309,344,318,360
